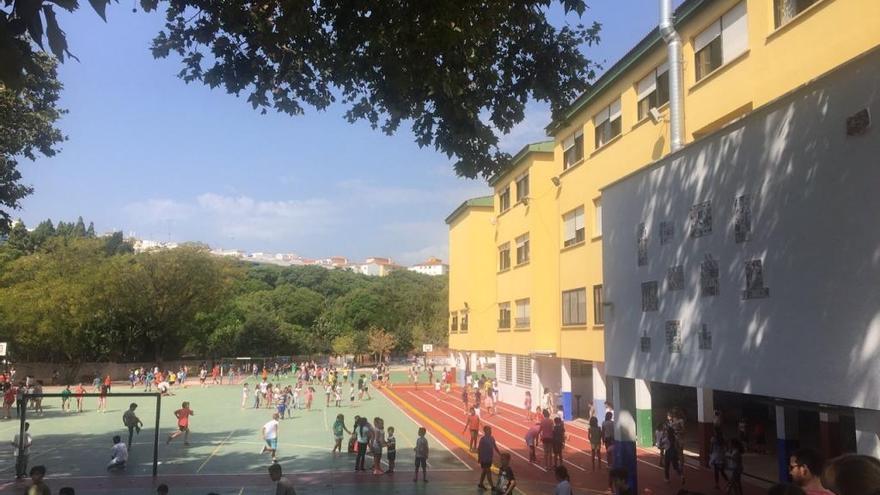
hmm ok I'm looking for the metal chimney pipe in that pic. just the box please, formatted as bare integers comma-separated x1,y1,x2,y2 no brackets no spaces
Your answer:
659,0,685,151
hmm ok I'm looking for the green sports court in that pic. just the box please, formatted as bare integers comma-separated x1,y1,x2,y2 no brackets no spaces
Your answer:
0,377,474,495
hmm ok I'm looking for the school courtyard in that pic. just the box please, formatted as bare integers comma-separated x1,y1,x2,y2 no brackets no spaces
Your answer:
0,370,768,495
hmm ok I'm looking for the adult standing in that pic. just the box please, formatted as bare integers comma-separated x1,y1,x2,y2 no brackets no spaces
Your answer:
477,425,501,491
539,410,555,469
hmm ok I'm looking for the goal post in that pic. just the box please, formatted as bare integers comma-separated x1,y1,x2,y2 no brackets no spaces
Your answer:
20,392,162,476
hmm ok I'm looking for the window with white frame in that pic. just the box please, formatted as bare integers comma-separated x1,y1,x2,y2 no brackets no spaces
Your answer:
499,186,511,212
563,130,584,169
515,355,532,387
515,233,530,265
498,302,511,329
695,1,748,81
773,0,819,28
594,198,603,236
637,62,670,121
498,243,511,271
499,354,513,383
562,288,587,326
515,299,531,328
515,172,530,202
594,98,622,148
563,207,585,247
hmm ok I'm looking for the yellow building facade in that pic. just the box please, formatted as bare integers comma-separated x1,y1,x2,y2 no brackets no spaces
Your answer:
448,0,880,418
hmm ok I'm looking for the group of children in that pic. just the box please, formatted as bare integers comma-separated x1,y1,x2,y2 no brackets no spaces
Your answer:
240,372,375,417
460,374,500,416
331,413,431,483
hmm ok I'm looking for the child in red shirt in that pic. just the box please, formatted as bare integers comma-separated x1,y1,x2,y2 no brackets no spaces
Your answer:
167,401,194,445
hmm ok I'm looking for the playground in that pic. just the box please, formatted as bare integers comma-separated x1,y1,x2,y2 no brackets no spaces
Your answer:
0,368,767,494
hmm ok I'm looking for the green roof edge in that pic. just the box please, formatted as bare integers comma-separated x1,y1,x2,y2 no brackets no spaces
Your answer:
445,196,495,225
488,140,556,186
546,0,707,135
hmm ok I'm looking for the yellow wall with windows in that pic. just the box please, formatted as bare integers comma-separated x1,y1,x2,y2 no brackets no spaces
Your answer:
447,202,496,352
492,149,559,357
448,0,879,363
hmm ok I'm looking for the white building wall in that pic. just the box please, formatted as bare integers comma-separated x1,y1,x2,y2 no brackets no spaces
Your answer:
601,49,880,409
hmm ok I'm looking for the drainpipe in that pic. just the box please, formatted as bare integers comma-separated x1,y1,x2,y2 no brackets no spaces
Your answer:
659,0,685,152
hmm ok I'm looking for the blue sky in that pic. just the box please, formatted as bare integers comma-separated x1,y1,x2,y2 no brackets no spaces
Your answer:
17,1,668,265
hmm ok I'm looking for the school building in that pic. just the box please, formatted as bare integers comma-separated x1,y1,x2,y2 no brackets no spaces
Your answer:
446,0,880,488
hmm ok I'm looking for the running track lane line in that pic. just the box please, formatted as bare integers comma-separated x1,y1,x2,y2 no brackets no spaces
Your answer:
406,388,593,474
196,429,237,473
381,387,473,471
400,389,549,473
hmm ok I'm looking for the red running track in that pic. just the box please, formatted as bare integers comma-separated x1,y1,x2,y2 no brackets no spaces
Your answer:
382,385,767,495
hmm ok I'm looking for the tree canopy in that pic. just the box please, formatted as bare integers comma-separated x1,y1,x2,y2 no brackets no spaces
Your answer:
0,220,449,363
2,0,600,180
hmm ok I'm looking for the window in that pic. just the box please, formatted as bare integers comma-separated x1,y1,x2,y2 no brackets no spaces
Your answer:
460,311,469,333
641,281,659,311
515,173,530,202
515,355,532,387
695,1,748,81
594,98,622,148
734,195,751,243
499,243,511,271
701,255,720,297
594,199,603,236
515,234,530,265
637,62,670,121
499,354,513,383
498,302,511,329
563,207,585,247
515,299,531,328
774,0,819,28
562,130,584,169
593,285,604,325
499,186,511,212
743,259,770,299
450,312,458,333
562,288,587,326
689,201,713,238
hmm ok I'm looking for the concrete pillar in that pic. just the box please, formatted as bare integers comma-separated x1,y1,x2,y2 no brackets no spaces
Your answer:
561,359,573,421
592,362,607,421
855,408,880,458
776,405,800,482
635,379,653,447
611,376,638,493
819,411,841,460
697,388,715,467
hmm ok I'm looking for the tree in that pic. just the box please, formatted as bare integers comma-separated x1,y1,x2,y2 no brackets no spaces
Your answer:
3,0,599,179
0,53,66,233
331,334,356,357
367,327,396,364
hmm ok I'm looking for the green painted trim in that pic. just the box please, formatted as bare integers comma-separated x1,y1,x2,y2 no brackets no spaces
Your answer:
487,140,556,186
546,0,708,135
445,196,494,225
637,408,654,448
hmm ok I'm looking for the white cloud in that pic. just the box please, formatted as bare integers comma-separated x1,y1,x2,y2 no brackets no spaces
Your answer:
123,198,195,223
336,179,491,208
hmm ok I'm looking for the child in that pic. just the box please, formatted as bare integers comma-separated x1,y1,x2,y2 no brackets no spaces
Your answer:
525,422,540,463
253,383,261,409
473,388,482,418
75,383,86,412
334,385,342,407
413,427,429,482
495,452,517,495
241,383,249,409
386,426,397,474
349,382,356,406
305,386,314,411
107,435,128,470
276,393,287,419
552,417,566,467
332,414,350,455
461,386,469,413
588,416,603,471
371,417,385,475
167,401,194,445
434,379,441,399
484,391,494,417
60,385,71,413
294,382,302,410
524,391,532,421
348,415,360,453
462,407,480,452
325,384,332,407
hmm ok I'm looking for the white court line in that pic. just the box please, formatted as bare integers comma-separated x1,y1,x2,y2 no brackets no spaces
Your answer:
196,429,237,473
403,390,548,473
378,390,471,471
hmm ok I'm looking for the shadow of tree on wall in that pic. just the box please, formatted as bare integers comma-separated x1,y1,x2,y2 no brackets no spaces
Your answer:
602,48,880,410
